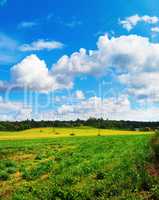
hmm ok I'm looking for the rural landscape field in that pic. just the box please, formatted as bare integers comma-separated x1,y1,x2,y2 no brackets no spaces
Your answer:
0,127,159,200
1,0,159,199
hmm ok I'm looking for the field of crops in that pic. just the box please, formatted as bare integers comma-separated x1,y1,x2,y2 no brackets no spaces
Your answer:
0,127,158,200
0,127,152,140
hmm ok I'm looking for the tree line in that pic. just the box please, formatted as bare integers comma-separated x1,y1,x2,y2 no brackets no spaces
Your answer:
0,118,158,131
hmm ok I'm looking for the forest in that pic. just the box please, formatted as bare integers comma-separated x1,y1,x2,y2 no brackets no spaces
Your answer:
0,118,158,131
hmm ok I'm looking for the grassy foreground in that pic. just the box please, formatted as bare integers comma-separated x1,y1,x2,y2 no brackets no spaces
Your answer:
0,127,158,199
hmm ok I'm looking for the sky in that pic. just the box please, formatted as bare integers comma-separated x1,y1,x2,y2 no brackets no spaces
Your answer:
1,0,159,121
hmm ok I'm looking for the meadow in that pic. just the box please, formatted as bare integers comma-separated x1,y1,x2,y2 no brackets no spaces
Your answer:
0,127,152,140
0,127,158,200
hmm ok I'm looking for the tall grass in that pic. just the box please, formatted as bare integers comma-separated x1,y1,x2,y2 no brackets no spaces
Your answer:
0,134,157,200
151,130,159,162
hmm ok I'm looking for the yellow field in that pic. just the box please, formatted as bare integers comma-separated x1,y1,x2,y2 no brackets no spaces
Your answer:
0,127,153,140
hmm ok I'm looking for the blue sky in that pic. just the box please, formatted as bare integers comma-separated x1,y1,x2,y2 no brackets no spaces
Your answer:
1,0,159,121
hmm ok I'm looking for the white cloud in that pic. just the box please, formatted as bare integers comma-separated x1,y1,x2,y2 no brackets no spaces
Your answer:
2,93,159,121
119,14,159,31
151,27,159,33
56,95,129,120
10,34,159,96
58,104,74,115
51,46,106,89
10,53,75,92
19,39,63,52
119,72,159,103
0,96,32,121
75,90,85,100
11,54,55,92
50,95,159,121
2,19,159,121
1,30,159,121
52,34,159,78
0,33,63,64
50,34,159,103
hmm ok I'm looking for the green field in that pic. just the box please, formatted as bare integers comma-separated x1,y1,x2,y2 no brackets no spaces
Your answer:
0,127,152,140
0,127,158,200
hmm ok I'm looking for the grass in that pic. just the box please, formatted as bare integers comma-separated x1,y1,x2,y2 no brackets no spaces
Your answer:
0,126,153,140
0,127,158,199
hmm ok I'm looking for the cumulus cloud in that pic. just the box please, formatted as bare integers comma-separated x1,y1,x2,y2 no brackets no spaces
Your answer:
19,39,63,52
119,72,159,103
51,34,159,103
119,14,159,31
11,54,55,92
10,34,159,97
52,34,159,78
1,30,159,121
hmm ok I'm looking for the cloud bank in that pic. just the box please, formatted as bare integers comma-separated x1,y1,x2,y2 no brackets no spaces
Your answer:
7,34,159,100
2,33,159,120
